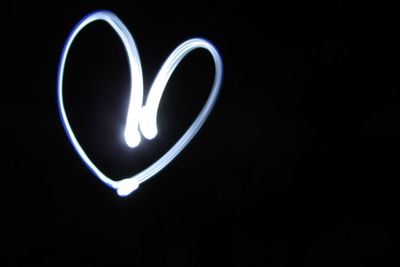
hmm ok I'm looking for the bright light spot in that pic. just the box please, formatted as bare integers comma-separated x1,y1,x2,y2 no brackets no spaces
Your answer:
57,10,223,196
117,178,140,197
124,128,141,148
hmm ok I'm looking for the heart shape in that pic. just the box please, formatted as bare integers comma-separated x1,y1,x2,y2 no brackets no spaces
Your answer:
57,10,223,196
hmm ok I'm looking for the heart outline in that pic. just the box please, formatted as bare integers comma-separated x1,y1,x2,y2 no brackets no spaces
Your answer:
57,10,223,196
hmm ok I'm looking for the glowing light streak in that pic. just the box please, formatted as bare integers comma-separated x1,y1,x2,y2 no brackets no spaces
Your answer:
57,10,223,196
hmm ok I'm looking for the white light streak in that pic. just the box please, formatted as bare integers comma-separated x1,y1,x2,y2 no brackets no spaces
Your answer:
57,10,223,196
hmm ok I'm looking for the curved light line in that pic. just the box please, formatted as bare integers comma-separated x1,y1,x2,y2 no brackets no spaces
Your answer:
57,10,223,197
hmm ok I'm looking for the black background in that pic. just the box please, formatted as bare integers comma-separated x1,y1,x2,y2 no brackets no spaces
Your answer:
2,2,398,266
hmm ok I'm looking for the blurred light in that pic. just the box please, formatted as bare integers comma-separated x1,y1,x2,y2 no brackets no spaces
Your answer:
58,10,223,197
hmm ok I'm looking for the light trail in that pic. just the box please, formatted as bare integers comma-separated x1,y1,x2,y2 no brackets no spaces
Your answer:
57,10,223,196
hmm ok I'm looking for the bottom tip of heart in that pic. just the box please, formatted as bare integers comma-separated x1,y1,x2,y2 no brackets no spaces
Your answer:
116,178,140,197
